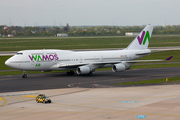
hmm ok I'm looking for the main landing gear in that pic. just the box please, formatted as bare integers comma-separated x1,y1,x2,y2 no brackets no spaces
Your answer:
67,70,75,75
88,72,92,76
22,71,27,78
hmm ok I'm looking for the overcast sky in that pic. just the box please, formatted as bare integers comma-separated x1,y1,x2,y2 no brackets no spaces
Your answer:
0,0,180,26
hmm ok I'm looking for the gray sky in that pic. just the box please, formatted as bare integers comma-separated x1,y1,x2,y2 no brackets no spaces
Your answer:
0,0,180,26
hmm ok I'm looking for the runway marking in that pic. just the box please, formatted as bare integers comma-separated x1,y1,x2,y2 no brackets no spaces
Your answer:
0,97,7,106
22,95,36,98
0,92,38,97
4,89,89,107
3,96,36,106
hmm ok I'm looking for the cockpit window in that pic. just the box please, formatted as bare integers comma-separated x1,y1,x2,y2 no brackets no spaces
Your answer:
16,52,23,55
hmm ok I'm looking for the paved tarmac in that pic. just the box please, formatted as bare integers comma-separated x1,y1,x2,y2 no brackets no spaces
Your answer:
0,67,180,93
1,85,180,120
0,67,180,120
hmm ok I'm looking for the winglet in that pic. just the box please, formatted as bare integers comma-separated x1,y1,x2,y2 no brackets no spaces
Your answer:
165,56,173,61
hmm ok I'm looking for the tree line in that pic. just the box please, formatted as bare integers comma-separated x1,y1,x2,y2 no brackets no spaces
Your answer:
1,24,180,37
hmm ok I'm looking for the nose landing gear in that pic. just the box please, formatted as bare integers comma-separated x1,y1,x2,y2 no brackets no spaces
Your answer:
22,71,27,78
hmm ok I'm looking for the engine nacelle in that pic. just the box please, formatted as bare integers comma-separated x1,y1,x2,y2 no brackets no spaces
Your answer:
112,63,126,72
76,66,91,75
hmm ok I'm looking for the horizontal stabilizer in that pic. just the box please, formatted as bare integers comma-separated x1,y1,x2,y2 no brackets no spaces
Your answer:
165,56,173,61
135,52,151,55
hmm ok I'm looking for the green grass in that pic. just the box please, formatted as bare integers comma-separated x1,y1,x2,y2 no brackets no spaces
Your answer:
114,77,180,85
0,71,46,76
0,56,13,70
132,63,180,69
0,37,132,51
0,35,180,51
137,50,180,62
0,70,67,76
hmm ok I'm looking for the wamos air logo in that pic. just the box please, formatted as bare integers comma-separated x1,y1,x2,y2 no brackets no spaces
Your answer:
28,54,59,61
137,31,150,45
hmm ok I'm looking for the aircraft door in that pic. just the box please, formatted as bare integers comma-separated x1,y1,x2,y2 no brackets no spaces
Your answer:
79,56,83,63
100,56,104,62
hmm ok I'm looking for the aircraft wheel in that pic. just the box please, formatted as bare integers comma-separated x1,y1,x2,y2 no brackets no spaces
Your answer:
22,74,27,78
88,72,92,76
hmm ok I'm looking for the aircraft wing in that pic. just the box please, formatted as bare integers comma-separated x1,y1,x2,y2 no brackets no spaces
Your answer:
115,56,173,64
58,63,87,68
58,56,173,68
58,61,120,68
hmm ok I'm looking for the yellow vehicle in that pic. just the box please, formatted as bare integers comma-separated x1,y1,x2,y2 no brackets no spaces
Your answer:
36,94,51,103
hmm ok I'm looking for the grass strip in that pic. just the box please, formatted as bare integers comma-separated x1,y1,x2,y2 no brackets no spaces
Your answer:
131,63,180,69
0,70,67,76
1,35,180,51
114,77,180,85
0,56,14,70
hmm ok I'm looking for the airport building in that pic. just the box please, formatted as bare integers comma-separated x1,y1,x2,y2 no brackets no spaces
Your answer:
57,33,68,37
125,32,139,36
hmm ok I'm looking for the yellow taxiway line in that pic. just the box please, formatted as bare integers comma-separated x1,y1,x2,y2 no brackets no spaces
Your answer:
0,97,7,106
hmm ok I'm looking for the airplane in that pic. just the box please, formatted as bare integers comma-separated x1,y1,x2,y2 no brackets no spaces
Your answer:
5,25,173,78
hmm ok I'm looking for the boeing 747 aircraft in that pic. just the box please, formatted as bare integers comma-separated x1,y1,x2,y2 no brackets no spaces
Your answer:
5,25,172,78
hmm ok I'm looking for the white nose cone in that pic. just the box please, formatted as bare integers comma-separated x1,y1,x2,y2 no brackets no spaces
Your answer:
5,57,15,68
5,59,10,66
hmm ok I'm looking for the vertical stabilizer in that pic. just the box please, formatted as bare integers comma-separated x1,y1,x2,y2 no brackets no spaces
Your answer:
126,25,154,50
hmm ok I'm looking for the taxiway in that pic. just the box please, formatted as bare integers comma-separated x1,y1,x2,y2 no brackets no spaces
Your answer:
1,67,180,120
0,67,180,93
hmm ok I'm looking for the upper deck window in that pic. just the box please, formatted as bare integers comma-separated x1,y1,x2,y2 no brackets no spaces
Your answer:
16,52,23,55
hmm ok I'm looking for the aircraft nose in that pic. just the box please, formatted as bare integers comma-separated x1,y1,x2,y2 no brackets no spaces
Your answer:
5,56,19,69
5,59,10,66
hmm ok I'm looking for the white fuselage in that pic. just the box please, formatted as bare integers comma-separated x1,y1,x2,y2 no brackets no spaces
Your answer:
5,49,151,71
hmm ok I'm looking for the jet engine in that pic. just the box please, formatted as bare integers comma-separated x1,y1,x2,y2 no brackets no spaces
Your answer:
76,66,91,75
112,63,126,72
